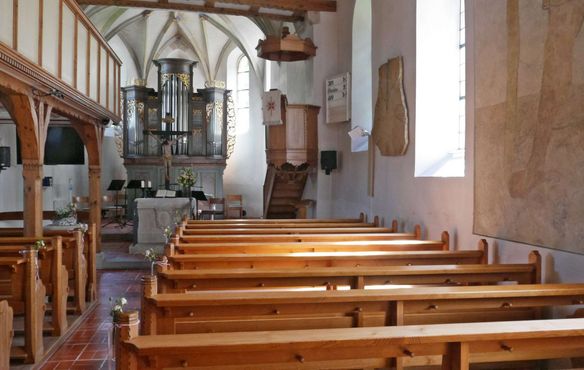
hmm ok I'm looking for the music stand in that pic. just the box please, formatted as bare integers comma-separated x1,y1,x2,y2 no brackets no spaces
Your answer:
192,191,207,220
104,180,126,227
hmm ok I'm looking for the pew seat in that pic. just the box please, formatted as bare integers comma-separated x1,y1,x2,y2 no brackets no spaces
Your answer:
0,239,68,336
0,255,46,363
118,316,584,369
0,232,88,313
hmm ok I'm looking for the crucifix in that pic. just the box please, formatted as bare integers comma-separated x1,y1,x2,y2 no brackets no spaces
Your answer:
146,113,190,189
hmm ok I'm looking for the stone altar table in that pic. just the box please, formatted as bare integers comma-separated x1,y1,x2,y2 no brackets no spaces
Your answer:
129,198,190,255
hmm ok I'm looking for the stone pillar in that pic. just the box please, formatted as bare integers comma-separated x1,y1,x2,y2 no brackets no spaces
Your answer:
21,160,43,237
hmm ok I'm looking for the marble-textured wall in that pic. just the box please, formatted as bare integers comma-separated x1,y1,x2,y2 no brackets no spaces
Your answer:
474,0,584,254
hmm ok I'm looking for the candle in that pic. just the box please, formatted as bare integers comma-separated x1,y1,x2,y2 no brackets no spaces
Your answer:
147,181,152,188
141,181,145,188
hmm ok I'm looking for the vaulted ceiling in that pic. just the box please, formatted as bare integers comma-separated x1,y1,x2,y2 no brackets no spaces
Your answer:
77,0,337,22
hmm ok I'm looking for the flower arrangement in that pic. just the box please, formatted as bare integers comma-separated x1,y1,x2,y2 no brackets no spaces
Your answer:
109,297,127,322
163,226,174,242
144,248,169,275
54,203,77,226
32,240,46,251
79,223,89,234
144,248,159,262
55,203,76,219
177,168,197,189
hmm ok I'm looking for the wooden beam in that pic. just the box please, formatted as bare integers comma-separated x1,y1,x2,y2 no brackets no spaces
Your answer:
220,0,336,12
75,0,310,22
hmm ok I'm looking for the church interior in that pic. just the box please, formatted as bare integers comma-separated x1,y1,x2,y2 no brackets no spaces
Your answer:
1,0,584,369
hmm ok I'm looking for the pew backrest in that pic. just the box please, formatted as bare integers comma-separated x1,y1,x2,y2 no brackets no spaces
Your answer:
166,249,487,270
141,282,584,335
158,252,541,292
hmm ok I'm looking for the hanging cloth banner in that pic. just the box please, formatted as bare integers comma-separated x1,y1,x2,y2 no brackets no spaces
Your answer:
262,90,287,125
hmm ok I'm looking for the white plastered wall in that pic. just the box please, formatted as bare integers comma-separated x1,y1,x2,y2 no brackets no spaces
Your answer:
307,0,584,293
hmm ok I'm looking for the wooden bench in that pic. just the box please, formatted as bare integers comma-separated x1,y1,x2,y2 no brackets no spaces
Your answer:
184,215,367,224
178,228,422,245
167,231,449,256
0,231,89,313
179,226,397,236
0,300,13,370
117,313,584,369
0,238,68,336
157,251,541,293
141,280,584,336
182,222,380,229
0,223,97,301
165,246,488,270
0,253,46,364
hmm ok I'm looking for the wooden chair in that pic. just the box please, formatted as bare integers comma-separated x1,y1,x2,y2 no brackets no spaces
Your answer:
71,195,90,212
225,194,243,219
199,198,225,220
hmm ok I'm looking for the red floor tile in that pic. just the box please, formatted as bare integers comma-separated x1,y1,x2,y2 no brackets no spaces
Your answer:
37,265,147,369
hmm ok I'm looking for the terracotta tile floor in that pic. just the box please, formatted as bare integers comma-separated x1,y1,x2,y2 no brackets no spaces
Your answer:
37,270,146,370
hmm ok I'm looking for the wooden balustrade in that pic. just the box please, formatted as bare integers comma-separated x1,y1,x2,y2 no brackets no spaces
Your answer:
0,0,121,119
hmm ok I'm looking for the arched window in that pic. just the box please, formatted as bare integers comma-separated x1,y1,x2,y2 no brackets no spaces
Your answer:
351,0,372,152
236,56,250,131
414,0,466,177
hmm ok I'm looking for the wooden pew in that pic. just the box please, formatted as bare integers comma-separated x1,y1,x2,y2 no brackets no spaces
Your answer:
0,237,68,336
184,214,367,224
0,230,88,313
0,222,97,302
182,222,379,229
177,227,393,236
178,228,422,244
157,251,541,293
117,313,584,369
166,246,488,270
167,231,450,255
179,226,397,236
0,253,46,364
0,300,13,370
140,280,584,336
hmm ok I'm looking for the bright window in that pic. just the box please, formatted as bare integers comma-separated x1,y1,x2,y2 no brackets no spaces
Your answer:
236,56,250,131
415,0,466,177
350,0,372,152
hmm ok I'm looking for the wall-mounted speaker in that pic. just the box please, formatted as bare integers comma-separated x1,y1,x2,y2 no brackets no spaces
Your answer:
0,147,10,171
320,150,337,175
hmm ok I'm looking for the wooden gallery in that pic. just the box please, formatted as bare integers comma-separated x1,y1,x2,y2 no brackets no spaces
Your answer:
1,0,584,369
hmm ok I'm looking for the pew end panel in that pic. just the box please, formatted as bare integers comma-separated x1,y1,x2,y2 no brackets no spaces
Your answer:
414,225,422,240
441,231,450,250
0,300,13,370
391,219,398,233
478,239,488,264
528,251,542,284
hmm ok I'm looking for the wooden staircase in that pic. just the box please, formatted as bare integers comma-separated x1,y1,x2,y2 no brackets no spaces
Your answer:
263,164,309,219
